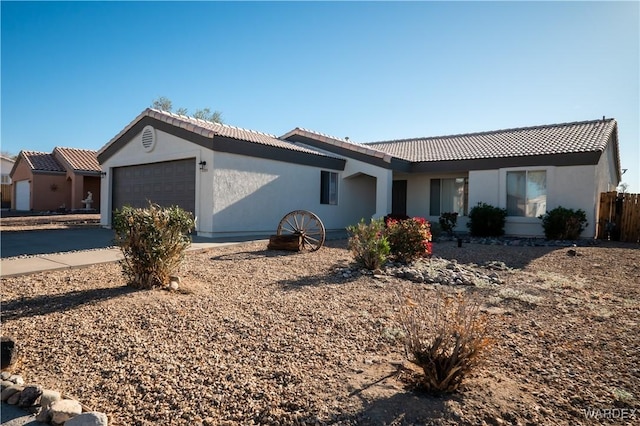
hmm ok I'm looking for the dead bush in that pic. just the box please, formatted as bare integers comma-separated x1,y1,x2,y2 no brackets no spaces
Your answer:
397,290,493,393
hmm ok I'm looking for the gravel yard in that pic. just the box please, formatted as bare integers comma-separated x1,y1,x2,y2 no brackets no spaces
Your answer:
1,220,639,425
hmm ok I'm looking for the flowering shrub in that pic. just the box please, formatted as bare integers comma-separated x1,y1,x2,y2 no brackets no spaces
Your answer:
346,218,391,270
386,216,432,263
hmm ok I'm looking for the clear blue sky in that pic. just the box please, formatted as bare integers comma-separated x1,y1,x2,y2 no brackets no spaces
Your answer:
2,1,639,191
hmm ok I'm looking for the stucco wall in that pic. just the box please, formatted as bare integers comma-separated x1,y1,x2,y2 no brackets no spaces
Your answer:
32,174,68,211
469,166,600,238
210,152,350,237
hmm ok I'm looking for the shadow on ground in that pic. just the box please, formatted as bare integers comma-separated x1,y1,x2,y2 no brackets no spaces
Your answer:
1,286,137,321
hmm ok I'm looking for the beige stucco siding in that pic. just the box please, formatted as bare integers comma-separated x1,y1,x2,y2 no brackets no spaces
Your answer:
209,152,349,237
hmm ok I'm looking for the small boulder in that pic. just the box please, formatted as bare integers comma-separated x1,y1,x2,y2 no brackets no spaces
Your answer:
64,412,109,426
7,390,22,405
1,384,23,401
8,374,24,385
18,385,43,407
0,336,17,370
50,398,83,425
40,388,62,410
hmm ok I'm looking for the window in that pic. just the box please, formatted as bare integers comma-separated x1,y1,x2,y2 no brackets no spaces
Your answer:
507,170,546,217
320,171,338,205
0,175,10,184
430,178,468,216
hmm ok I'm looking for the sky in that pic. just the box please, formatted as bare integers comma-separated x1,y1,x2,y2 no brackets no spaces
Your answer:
1,1,639,192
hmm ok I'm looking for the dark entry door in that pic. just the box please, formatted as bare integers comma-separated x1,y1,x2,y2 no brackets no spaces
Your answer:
392,180,407,216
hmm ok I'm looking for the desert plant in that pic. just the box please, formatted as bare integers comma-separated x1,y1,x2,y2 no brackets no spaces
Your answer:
398,290,493,393
539,206,588,240
113,202,195,289
466,203,507,237
439,212,459,237
386,217,433,263
347,218,391,270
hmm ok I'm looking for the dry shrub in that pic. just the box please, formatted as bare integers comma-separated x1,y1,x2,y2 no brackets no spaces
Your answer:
398,290,493,393
113,202,195,289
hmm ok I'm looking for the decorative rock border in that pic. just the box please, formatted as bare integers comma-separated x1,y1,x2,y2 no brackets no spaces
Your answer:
0,372,107,426
336,257,508,286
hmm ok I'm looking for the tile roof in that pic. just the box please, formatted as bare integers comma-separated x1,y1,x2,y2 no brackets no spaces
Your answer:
366,119,618,162
100,109,335,159
54,147,101,172
20,151,65,172
280,128,393,163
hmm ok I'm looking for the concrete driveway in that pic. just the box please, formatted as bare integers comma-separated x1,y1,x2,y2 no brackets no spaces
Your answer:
0,228,116,258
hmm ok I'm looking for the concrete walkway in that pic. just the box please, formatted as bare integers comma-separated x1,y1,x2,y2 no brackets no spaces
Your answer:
0,240,260,278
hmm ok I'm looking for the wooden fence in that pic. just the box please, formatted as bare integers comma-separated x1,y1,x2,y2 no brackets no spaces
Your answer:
597,191,640,243
1,183,11,208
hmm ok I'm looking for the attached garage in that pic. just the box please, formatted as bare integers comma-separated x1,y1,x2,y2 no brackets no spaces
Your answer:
112,159,196,213
15,180,30,211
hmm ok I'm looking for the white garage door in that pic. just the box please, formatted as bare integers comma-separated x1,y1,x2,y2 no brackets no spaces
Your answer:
112,159,196,214
15,180,30,211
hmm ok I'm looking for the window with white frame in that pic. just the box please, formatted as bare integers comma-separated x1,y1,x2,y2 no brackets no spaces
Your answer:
320,171,338,205
429,177,468,216
1,175,10,184
506,170,547,217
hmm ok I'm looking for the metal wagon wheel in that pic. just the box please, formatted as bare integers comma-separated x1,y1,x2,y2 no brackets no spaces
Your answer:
276,210,326,252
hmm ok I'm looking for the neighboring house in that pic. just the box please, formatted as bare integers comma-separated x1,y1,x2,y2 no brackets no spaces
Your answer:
98,109,621,239
10,148,101,212
1,155,16,208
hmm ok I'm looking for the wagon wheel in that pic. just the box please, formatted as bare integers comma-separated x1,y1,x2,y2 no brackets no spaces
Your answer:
276,210,326,252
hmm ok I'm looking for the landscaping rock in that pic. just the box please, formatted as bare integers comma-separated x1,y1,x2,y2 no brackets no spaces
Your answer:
50,398,83,424
18,384,43,407
1,379,14,390
1,384,23,401
64,411,109,426
40,388,62,410
7,389,22,405
8,374,25,385
1,336,17,370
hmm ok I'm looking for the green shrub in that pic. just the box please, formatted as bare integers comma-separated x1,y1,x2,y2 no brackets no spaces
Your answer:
539,206,588,240
347,218,390,270
113,202,195,289
398,290,493,393
466,203,507,237
429,222,443,241
438,212,459,237
386,217,432,263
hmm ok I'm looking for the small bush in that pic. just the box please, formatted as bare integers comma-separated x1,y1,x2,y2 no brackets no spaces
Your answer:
347,218,391,270
438,212,459,237
429,222,443,241
113,202,195,289
398,291,493,393
386,217,432,263
539,206,588,240
466,203,507,237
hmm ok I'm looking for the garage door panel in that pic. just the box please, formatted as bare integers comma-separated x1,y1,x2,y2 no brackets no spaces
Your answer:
113,159,196,214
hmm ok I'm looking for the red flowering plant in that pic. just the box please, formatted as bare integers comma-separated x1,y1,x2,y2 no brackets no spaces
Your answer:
385,216,433,263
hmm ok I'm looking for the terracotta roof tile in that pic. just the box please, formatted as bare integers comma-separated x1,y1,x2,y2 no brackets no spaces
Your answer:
101,109,334,159
280,128,393,163
54,147,101,172
366,119,617,162
21,151,65,172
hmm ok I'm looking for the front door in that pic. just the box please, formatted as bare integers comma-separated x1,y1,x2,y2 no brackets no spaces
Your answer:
392,180,407,216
